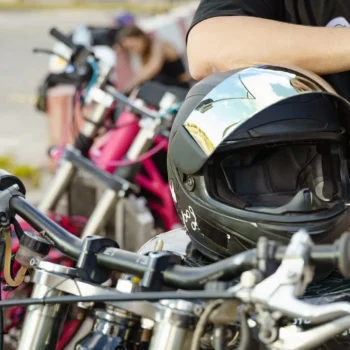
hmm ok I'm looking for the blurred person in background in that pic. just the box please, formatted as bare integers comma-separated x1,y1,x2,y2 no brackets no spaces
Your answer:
118,25,191,92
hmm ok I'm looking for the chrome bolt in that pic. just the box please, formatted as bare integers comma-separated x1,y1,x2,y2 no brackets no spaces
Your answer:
29,257,41,268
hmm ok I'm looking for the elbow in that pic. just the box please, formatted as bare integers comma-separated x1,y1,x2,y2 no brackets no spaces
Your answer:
187,44,248,81
187,26,212,80
187,18,252,80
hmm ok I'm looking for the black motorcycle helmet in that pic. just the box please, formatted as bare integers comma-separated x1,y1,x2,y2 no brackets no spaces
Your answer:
168,66,350,264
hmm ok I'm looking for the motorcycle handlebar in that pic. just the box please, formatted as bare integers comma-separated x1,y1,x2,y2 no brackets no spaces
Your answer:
32,48,68,62
9,195,348,289
105,85,159,120
49,28,94,71
9,196,257,288
50,27,76,50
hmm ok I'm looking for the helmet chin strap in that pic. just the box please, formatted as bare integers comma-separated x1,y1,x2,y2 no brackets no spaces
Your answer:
248,188,339,215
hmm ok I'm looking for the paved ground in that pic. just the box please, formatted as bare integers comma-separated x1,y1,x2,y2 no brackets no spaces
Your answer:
0,10,122,200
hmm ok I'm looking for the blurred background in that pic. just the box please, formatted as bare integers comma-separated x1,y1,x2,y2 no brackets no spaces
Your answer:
0,0,197,201
0,3,199,347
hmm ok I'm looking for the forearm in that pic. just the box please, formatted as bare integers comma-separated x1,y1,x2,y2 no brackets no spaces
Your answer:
187,16,350,80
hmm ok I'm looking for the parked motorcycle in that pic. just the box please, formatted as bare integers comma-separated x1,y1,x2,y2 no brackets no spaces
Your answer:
31,27,184,241
36,12,135,114
0,172,349,349
4,27,186,349
2,63,350,349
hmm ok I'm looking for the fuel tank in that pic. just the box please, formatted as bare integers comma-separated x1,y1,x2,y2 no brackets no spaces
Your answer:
138,228,350,349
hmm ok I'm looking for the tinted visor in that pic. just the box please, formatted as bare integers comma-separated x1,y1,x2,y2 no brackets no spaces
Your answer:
209,142,346,215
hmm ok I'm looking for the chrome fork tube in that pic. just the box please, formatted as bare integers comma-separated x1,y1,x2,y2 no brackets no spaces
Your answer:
38,160,76,212
80,103,108,138
38,98,110,213
80,188,120,238
17,283,69,350
149,300,197,350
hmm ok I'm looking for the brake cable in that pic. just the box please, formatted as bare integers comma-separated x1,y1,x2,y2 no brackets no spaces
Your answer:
0,291,235,309
3,229,27,288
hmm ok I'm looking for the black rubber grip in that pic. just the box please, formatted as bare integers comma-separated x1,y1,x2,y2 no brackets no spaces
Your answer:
50,28,76,50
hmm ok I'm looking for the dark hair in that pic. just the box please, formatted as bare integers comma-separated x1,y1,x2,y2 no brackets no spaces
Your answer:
117,25,152,56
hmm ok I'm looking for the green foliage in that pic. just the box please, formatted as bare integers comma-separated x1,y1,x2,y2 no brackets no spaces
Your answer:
0,155,40,188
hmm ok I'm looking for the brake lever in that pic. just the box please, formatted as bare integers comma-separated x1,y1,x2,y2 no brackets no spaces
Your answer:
251,230,314,304
32,48,68,62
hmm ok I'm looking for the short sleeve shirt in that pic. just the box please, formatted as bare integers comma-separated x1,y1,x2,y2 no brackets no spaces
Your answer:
190,0,350,100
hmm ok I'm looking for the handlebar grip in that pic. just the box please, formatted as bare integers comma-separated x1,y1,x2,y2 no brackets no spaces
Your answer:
336,232,350,279
50,28,76,50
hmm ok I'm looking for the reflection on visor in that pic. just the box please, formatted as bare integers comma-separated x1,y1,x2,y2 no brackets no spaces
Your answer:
184,67,325,156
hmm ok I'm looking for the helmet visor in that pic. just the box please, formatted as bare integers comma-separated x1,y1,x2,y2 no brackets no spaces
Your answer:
178,66,350,175
209,142,347,214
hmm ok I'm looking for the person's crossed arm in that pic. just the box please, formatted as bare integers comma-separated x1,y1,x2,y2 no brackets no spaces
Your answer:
187,0,350,81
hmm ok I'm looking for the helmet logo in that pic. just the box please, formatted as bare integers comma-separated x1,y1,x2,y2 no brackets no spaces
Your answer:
181,206,198,231
170,182,177,203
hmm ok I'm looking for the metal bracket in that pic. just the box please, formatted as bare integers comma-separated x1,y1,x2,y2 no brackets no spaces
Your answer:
245,230,325,346
251,230,314,306
141,251,182,291
270,315,350,350
76,236,119,284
